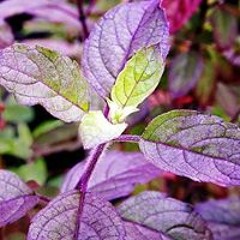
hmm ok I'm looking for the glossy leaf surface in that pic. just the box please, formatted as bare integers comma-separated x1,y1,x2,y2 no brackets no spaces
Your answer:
118,191,212,240
61,151,162,200
0,44,90,122
0,170,39,227
28,191,126,240
139,110,240,186
82,0,169,97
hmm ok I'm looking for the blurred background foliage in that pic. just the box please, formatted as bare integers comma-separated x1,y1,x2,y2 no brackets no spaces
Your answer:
0,0,239,238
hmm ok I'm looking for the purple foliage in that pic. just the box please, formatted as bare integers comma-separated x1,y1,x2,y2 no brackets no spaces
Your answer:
196,197,240,240
0,0,80,29
0,20,14,49
169,52,204,98
118,191,212,240
124,222,171,240
0,170,39,227
28,191,126,240
61,150,162,200
0,0,240,239
82,0,169,98
139,110,240,186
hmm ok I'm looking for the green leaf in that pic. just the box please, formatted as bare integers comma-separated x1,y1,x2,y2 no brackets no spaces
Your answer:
12,158,47,185
110,47,164,123
33,120,63,139
79,111,127,149
3,104,34,123
111,47,164,107
17,123,33,147
0,44,90,122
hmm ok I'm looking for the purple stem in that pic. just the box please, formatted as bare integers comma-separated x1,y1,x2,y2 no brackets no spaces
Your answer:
37,194,51,204
73,144,107,239
112,134,141,143
76,0,89,40
77,143,107,192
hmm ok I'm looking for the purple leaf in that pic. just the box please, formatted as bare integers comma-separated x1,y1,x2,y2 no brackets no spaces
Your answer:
28,191,126,240
0,0,47,19
216,83,240,119
168,52,204,98
125,222,171,240
27,2,80,29
0,20,14,49
61,151,162,200
0,0,80,29
211,6,238,50
0,170,39,227
223,48,240,67
118,191,212,240
139,110,240,186
82,0,169,98
23,39,82,57
0,44,90,122
196,197,240,240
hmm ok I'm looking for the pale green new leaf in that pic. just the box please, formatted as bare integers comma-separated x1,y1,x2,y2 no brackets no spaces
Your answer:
111,47,164,109
79,111,127,149
0,44,90,122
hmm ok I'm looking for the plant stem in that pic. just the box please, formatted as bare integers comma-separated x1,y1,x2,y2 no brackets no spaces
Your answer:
112,134,141,143
37,194,51,204
77,143,107,192
86,0,97,16
76,0,89,40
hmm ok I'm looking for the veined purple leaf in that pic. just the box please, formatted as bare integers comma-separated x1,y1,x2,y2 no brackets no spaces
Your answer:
0,20,14,49
61,151,162,200
28,191,126,240
23,39,82,57
0,44,90,122
196,197,240,240
169,51,204,99
125,222,171,240
82,0,169,98
0,170,39,227
139,110,240,186
118,191,212,240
